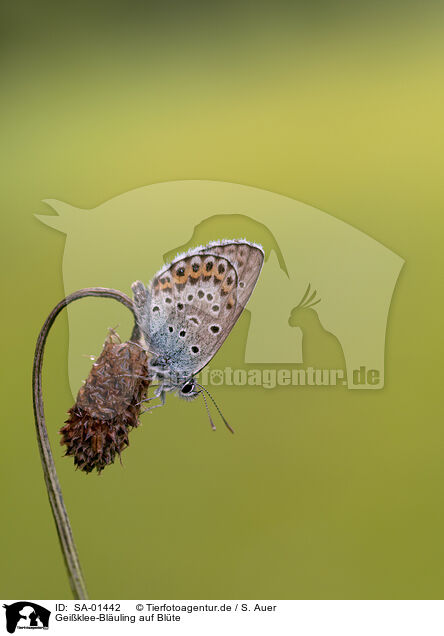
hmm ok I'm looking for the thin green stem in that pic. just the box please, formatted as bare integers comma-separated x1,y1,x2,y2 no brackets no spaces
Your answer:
32,287,136,599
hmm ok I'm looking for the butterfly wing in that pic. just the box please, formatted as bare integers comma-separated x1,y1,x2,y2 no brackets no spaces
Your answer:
133,240,264,380
200,240,265,321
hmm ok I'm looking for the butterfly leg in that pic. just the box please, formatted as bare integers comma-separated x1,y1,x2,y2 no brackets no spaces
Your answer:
136,395,159,407
140,403,165,415
139,388,166,415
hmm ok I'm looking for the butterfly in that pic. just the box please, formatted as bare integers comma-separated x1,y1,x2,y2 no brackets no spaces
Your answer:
131,239,264,431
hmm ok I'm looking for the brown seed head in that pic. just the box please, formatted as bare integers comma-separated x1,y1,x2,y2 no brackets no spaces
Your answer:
60,330,150,474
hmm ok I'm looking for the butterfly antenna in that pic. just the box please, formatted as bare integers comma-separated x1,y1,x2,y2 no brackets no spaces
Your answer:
198,390,216,431
195,382,235,434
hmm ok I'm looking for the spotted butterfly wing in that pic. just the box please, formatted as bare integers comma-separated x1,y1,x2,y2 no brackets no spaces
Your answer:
133,239,264,382
200,240,265,318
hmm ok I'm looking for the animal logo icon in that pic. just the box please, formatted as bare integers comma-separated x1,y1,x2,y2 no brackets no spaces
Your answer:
36,180,404,391
3,602,50,634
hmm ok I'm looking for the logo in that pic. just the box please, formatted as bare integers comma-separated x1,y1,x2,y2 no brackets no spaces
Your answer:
3,603,50,634
36,180,404,394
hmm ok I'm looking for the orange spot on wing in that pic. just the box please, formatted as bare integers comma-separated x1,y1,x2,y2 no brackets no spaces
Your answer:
227,295,235,309
190,265,203,279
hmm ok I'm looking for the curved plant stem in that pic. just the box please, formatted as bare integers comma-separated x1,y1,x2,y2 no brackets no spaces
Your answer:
32,287,136,599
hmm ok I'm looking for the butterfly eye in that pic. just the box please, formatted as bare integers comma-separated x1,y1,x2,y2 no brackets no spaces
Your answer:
181,380,195,394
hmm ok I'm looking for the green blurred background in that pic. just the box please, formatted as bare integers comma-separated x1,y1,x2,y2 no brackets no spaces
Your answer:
1,1,443,599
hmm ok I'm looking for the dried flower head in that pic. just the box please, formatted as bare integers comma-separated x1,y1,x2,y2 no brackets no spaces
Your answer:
60,329,150,473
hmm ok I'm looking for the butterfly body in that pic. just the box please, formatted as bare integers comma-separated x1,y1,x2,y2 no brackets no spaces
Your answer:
132,239,264,420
